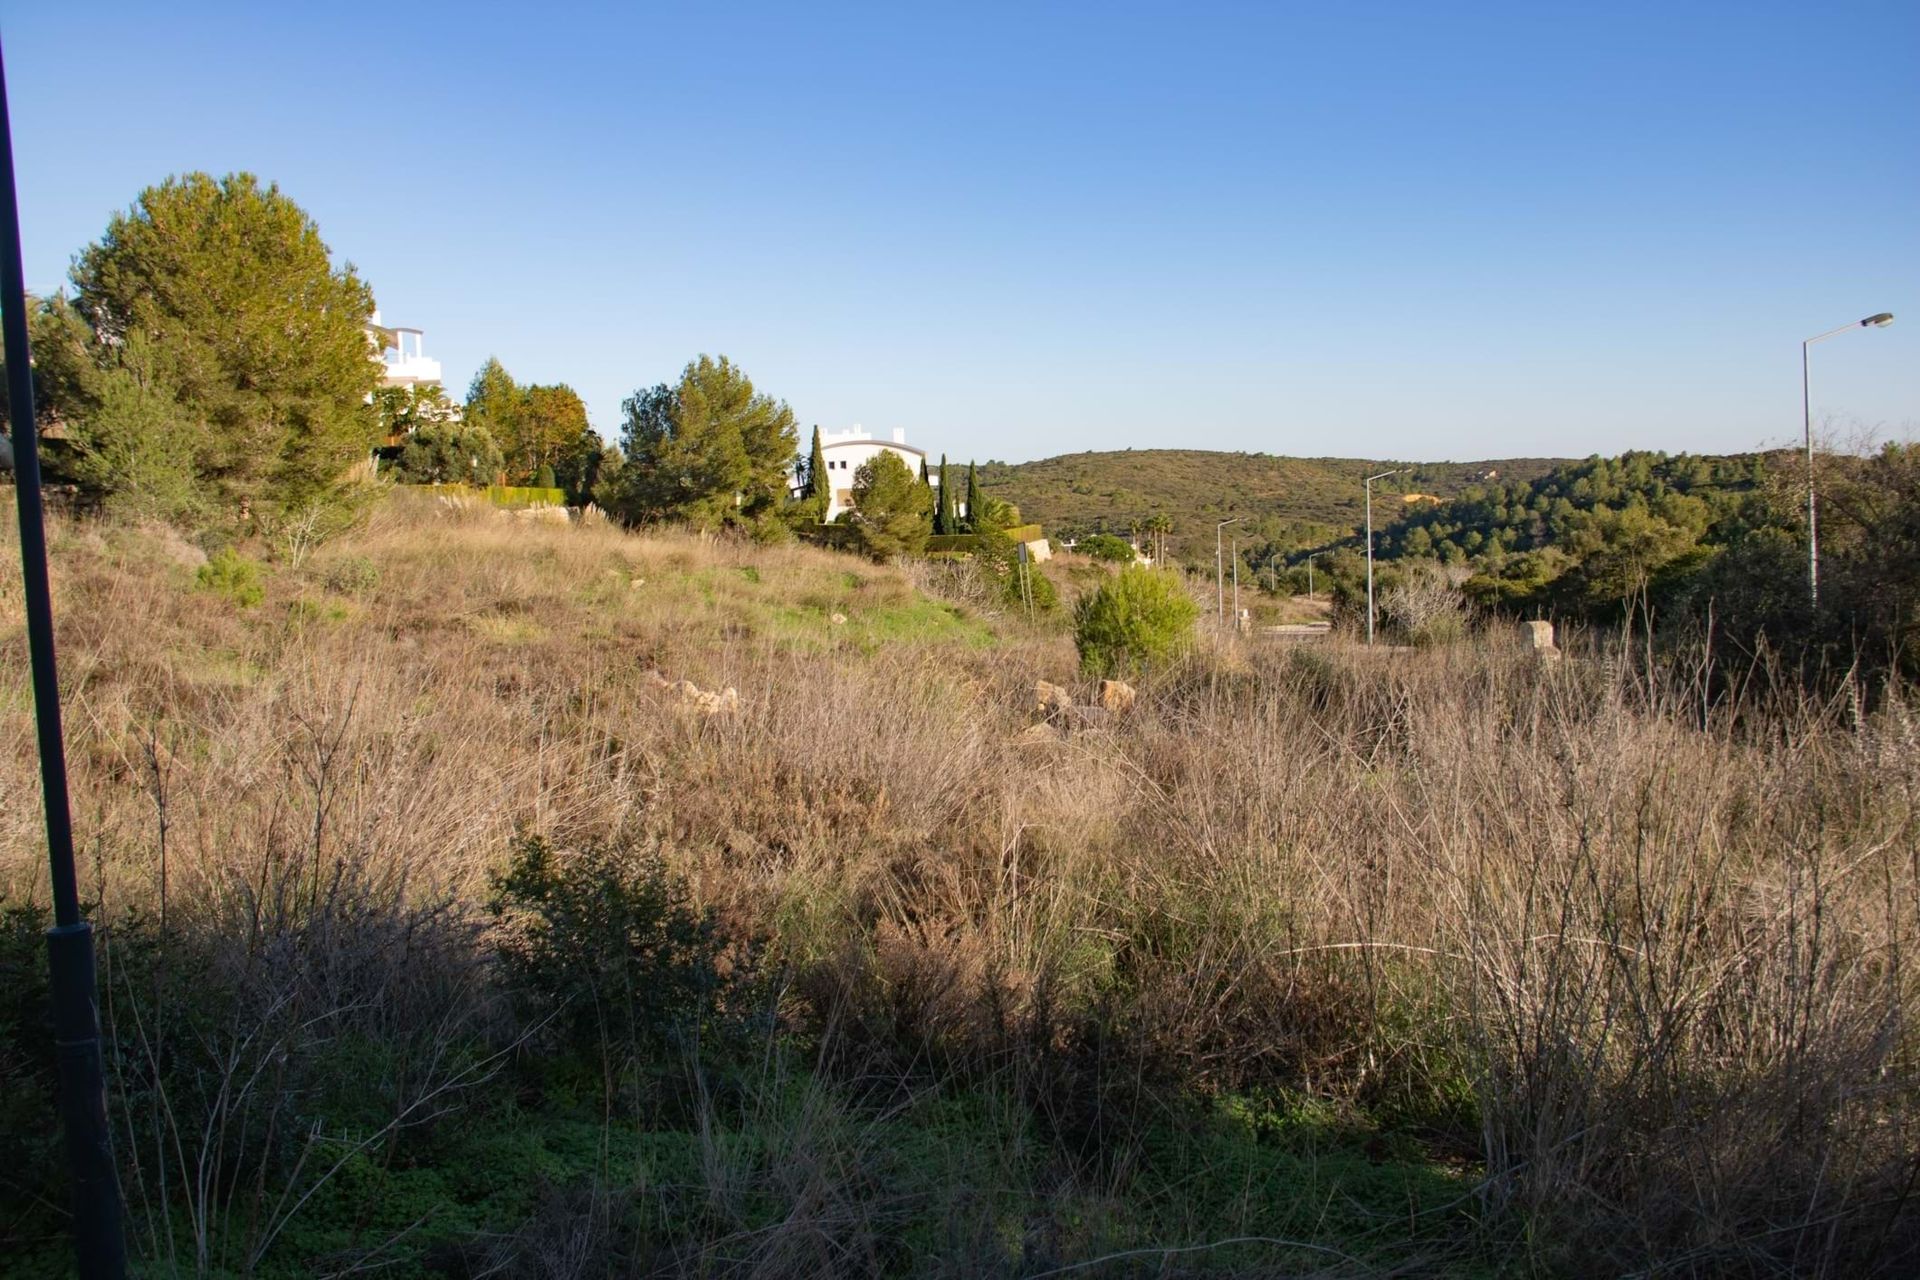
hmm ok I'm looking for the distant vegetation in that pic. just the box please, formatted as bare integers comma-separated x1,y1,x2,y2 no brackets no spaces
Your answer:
979,448,1568,566
1356,446,1920,683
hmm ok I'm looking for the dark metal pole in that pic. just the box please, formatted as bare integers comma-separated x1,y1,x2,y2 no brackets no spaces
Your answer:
0,38,129,1280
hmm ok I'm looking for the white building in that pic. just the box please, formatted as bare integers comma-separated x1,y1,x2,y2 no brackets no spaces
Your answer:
799,425,963,523
367,310,444,390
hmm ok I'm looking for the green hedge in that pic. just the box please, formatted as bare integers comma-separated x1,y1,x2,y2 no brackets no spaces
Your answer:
407,483,566,509
998,524,1044,544
925,534,988,554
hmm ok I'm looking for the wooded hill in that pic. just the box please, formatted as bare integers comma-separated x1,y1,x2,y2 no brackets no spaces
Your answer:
977,448,1569,563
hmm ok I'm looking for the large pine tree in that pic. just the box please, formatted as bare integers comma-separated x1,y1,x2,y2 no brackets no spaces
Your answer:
604,355,797,529
64,171,379,516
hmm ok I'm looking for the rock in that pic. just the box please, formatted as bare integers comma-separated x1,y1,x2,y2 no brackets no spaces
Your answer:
1097,679,1137,714
1035,680,1073,717
640,668,670,689
513,505,571,525
830,612,848,626
662,678,739,717
1526,619,1562,661
1015,722,1064,745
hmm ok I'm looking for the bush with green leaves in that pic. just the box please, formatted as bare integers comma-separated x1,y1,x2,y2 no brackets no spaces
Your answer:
1076,533,1136,563
391,421,506,486
1073,565,1199,676
195,548,266,607
487,836,758,1077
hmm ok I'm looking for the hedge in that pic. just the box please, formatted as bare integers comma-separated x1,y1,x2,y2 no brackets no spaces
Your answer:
407,483,566,509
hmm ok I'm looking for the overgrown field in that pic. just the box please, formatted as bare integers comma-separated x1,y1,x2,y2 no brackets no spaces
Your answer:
2,493,1915,1277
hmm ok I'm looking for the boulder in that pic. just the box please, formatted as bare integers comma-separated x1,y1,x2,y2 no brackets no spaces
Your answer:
1097,679,1137,714
1015,722,1064,746
1035,680,1074,717
665,677,741,717
1526,619,1562,662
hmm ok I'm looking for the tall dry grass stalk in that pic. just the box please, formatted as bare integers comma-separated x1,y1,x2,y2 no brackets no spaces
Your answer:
1,494,1914,1275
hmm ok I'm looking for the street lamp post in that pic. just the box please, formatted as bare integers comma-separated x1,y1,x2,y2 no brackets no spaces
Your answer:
1215,516,1239,623
1365,469,1408,647
1231,531,1240,630
1801,312,1893,608
1305,552,1317,602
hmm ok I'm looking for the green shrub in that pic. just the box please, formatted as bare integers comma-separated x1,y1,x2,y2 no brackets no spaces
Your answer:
1077,533,1136,563
1000,554,1058,614
487,836,757,1073
195,549,266,608
320,554,379,595
924,533,988,555
1074,565,1198,676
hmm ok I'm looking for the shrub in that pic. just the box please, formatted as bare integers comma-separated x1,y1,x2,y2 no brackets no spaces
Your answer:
487,836,756,1075
1076,533,1136,563
319,553,380,595
1000,552,1058,614
194,548,265,607
1073,565,1198,676
1379,565,1470,646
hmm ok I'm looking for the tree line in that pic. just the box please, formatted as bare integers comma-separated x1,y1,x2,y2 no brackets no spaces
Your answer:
1345,446,1920,683
0,170,1013,561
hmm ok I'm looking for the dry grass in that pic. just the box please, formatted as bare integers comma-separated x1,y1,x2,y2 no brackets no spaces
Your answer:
2,492,1915,1276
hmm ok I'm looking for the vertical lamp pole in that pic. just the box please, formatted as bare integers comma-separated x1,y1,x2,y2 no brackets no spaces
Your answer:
1306,552,1317,602
0,40,128,1280
1365,469,1408,647
1231,530,1240,631
1214,516,1239,624
1801,312,1893,608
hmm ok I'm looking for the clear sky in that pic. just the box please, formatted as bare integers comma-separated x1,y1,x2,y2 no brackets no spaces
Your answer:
5,2,1915,463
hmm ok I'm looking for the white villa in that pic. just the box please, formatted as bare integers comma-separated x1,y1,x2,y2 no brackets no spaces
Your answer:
799,426,965,523
367,310,444,391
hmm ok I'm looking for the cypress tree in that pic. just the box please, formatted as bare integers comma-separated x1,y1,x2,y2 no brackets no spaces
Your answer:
965,461,983,532
935,453,955,535
807,425,830,514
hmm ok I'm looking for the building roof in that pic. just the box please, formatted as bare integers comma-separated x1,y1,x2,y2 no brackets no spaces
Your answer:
821,438,927,458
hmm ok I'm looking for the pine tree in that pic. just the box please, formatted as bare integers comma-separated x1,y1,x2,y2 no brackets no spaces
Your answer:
850,451,932,559
965,461,983,533
603,355,797,529
807,425,830,515
934,453,955,535
66,171,379,516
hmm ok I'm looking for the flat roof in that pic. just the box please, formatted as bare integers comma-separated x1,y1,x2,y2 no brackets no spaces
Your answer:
821,438,926,458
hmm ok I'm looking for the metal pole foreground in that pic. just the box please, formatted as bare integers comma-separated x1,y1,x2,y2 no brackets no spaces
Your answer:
0,39,130,1280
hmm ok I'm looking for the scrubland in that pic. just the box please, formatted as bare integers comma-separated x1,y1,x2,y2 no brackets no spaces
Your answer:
2,491,1915,1278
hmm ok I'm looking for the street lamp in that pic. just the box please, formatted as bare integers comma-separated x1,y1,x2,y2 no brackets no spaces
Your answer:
1365,469,1408,647
1215,516,1240,623
1231,529,1240,631
1802,312,1893,608
1305,552,1318,602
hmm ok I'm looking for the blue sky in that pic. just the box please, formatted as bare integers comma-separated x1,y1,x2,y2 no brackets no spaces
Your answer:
6,2,1915,463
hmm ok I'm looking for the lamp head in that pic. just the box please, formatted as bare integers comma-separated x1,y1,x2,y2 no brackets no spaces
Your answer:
1864,313,1895,328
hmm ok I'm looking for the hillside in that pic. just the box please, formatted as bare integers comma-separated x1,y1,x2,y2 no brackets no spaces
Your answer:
977,449,1570,560
3,493,1913,1276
